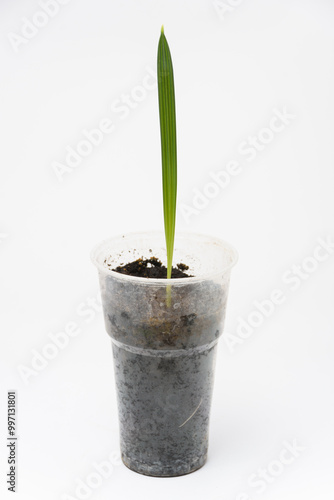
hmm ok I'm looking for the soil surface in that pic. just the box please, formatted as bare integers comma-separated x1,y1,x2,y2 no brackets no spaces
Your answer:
112,257,192,278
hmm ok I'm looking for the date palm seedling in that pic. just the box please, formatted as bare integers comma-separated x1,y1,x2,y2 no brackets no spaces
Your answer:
157,27,177,305
91,26,238,477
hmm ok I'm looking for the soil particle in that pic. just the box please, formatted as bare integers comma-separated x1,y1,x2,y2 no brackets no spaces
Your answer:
176,263,189,272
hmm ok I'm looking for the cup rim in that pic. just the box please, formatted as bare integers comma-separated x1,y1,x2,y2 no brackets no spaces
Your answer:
90,230,238,284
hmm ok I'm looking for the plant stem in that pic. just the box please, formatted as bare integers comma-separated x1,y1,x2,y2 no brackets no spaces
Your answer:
157,26,177,279
157,26,177,306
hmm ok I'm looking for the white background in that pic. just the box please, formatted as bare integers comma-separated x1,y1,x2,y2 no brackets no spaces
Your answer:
1,0,334,498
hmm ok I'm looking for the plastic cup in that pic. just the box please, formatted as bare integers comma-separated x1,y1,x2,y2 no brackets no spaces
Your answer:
91,231,238,477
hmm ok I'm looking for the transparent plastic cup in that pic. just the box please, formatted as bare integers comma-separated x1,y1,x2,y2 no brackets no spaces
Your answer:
91,231,238,476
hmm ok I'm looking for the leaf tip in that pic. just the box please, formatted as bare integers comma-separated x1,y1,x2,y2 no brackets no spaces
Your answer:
161,25,164,35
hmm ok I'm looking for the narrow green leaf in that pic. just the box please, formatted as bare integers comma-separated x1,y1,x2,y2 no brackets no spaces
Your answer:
157,27,177,282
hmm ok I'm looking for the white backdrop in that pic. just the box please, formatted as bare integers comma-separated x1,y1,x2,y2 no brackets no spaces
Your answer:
1,0,334,498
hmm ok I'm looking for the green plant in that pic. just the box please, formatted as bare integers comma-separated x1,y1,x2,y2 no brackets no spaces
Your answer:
157,26,177,282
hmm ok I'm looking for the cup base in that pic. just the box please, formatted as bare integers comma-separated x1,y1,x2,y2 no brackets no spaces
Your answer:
121,452,207,477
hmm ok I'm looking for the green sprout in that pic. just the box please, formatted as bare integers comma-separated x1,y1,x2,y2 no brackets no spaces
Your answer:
157,26,177,287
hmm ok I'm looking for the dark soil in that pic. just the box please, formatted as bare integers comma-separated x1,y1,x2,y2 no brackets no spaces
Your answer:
111,257,193,278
